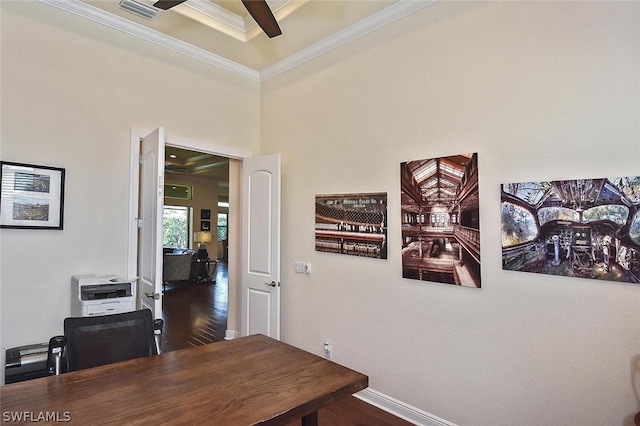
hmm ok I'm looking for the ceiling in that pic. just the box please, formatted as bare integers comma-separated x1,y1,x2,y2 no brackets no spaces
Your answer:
34,0,437,191
165,146,229,182
40,0,437,81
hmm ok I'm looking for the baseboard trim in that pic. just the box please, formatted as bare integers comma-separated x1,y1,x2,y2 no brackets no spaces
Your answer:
354,388,457,426
219,336,454,425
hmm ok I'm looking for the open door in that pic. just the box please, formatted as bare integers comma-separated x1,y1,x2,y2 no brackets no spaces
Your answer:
241,154,281,339
137,128,165,319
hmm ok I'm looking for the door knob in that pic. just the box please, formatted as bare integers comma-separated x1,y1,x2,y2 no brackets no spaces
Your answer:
265,281,277,287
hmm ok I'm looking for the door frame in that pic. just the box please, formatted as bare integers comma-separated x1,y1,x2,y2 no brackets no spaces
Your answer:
127,128,251,338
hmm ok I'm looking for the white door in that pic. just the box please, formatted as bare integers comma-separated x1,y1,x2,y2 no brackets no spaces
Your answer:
241,154,281,339
137,128,165,319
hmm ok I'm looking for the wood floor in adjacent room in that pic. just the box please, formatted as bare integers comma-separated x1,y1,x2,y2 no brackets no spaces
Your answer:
161,261,413,426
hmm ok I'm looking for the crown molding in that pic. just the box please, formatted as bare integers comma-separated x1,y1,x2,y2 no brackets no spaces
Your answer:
172,0,296,42
37,0,261,82
37,0,436,83
185,0,246,33
179,0,249,41
259,0,438,81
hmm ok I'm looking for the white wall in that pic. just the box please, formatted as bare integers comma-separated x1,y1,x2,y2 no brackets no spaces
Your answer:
261,2,640,425
0,1,259,382
2,1,639,424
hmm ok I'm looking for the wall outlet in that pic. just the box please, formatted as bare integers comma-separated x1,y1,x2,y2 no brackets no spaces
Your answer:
323,342,331,359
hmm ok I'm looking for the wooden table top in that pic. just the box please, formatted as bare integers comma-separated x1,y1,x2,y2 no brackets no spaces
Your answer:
1,334,368,425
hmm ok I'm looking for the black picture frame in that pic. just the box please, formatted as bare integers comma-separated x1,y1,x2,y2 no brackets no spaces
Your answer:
201,209,211,220
201,221,211,231
0,161,65,230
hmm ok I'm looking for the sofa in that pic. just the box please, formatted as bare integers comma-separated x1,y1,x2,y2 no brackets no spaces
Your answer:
162,248,196,284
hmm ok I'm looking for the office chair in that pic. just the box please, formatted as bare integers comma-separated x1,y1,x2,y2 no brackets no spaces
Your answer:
57,309,162,373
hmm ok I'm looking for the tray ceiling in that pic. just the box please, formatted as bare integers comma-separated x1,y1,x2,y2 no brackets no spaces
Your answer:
39,0,437,81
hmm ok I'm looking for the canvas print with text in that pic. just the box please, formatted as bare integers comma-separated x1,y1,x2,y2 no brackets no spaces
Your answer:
315,193,387,259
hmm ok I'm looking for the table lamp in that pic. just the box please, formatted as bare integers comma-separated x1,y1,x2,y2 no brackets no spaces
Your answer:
193,231,212,259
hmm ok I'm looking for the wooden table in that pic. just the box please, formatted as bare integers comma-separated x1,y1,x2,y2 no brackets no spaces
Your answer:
1,334,368,425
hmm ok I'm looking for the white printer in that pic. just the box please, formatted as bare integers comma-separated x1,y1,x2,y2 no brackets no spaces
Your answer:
71,274,136,317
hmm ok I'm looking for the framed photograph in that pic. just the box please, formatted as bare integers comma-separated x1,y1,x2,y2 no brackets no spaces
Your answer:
201,221,211,231
0,161,65,230
201,209,211,220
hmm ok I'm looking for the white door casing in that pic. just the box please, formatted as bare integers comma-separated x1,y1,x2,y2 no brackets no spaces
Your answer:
241,154,281,339
127,128,279,339
137,128,165,318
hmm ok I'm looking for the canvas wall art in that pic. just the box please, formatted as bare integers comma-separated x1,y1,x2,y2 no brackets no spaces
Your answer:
501,176,640,284
400,153,481,288
315,193,387,259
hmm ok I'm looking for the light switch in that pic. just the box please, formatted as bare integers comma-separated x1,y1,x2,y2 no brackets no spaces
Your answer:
294,261,311,274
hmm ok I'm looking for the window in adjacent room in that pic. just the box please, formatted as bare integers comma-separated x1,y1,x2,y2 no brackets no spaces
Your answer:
163,205,190,248
164,184,192,200
217,213,228,242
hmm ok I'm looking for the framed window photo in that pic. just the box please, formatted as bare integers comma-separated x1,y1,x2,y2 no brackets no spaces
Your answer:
201,209,211,220
0,161,65,230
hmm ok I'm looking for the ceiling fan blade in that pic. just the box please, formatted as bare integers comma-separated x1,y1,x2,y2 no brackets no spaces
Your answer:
153,0,187,10
242,0,282,38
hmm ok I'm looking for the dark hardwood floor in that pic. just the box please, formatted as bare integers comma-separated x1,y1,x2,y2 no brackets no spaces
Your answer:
161,261,413,426
161,261,228,352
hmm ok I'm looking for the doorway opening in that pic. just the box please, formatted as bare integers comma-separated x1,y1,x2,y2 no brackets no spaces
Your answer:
161,146,229,351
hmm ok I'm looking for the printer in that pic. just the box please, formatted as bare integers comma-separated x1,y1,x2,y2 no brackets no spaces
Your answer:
71,274,136,317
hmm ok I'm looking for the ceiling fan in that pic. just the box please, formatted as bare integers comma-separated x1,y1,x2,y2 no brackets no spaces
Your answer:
153,0,282,38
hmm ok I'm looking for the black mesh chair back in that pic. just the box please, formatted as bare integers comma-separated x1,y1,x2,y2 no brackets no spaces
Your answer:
64,309,157,372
